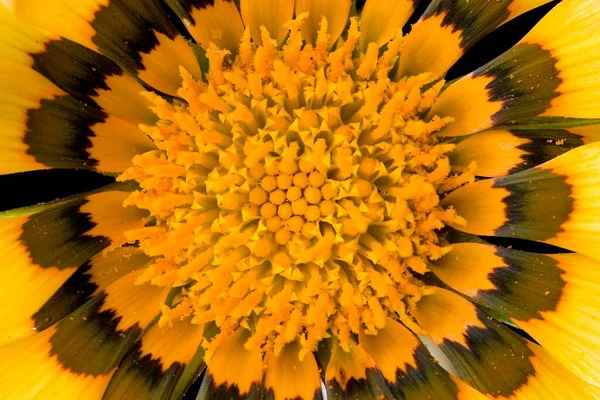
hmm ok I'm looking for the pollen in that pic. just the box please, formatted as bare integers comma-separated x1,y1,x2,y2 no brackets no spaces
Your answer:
119,15,471,363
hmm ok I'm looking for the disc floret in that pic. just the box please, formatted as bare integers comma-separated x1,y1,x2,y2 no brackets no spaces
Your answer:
120,15,471,361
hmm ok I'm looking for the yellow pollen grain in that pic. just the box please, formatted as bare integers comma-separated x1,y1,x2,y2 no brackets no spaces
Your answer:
304,187,322,204
270,189,287,205
286,186,302,202
308,171,325,187
292,198,308,215
119,13,472,363
321,183,336,200
261,175,278,192
277,203,293,220
305,205,321,222
275,227,292,245
293,173,309,189
260,203,278,219
277,174,293,190
287,216,305,233
266,216,283,232
249,187,268,205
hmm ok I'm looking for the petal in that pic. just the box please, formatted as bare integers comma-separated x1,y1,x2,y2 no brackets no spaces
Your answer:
324,339,394,400
0,9,156,126
32,247,152,333
449,126,600,177
264,340,323,400
359,0,418,50
165,0,245,53
105,319,205,399
0,327,114,400
429,0,600,137
0,60,153,174
240,0,294,45
0,189,147,346
442,143,600,260
359,318,460,399
397,0,554,79
200,328,264,399
295,0,352,46
0,268,169,399
431,243,600,386
14,0,202,96
413,288,600,398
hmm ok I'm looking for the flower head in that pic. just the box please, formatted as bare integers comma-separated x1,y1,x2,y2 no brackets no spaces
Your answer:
1,0,600,399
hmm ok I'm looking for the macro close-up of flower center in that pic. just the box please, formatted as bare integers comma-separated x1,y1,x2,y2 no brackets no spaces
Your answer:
2,0,600,399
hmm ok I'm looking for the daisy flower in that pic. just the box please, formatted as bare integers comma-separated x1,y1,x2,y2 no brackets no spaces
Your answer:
1,0,600,399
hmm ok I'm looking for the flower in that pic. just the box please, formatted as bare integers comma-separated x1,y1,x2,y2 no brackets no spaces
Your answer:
1,0,600,398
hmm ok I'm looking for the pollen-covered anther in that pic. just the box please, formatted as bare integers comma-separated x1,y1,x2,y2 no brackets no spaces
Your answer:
119,15,471,361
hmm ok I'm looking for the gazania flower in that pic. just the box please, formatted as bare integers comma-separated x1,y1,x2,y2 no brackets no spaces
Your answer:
2,0,600,398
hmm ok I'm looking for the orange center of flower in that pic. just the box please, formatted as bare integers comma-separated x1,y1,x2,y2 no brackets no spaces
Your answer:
119,15,470,360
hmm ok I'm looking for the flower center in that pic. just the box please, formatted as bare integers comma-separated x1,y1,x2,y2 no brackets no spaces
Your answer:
119,15,471,361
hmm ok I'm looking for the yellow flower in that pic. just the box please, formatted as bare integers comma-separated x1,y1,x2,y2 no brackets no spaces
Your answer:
1,0,600,399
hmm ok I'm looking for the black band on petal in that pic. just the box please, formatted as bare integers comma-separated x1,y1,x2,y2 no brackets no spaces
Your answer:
20,198,109,269
492,166,573,241
32,262,98,331
388,345,459,400
476,43,562,125
104,342,185,399
509,130,584,175
91,0,180,73
423,0,511,47
478,248,566,321
439,310,535,396
25,95,104,169
49,293,143,375
31,38,124,101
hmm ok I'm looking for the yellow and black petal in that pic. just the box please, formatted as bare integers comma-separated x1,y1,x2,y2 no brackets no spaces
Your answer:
165,0,244,53
0,268,169,399
430,0,600,137
323,338,394,400
199,328,265,400
359,318,461,400
431,243,600,386
264,340,323,400
449,126,600,177
14,0,202,96
413,288,600,398
0,188,147,346
105,319,205,399
359,0,418,50
443,143,600,260
397,0,553,79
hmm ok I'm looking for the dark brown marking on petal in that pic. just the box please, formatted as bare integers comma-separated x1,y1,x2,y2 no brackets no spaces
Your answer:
20,198,109,269
388,345,459,400
90,0,180,73
103,342,185,399
475,43,562,125
32,262,98,331
31,38,124,102
508,130,584,174
24,95,105,169
49,293,142,375
492,166,573,241
326,368,394,400
439,310,535,396
423,0,511,47
201,373,265,400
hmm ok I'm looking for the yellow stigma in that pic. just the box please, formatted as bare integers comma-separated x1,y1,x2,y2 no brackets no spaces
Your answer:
119,15,471,362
